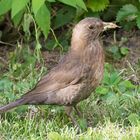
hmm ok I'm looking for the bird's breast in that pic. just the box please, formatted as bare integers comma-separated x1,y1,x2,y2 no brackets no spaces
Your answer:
82,40,104,89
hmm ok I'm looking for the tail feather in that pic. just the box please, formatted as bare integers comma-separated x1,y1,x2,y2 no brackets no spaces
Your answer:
0,98,27,113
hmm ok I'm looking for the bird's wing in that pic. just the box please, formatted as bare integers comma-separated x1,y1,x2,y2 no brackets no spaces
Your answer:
23,54,86,97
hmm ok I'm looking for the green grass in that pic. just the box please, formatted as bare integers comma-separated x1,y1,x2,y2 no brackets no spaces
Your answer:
0,48,140,139
1,113,140,140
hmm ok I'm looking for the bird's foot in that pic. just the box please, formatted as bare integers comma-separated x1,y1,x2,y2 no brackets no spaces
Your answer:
65,106,80,127
74,105,82,118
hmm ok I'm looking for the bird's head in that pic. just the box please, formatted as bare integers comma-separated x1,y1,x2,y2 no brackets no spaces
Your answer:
71,17,118,45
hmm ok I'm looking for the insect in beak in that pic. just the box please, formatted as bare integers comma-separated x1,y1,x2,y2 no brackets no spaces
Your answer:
103,22,120,31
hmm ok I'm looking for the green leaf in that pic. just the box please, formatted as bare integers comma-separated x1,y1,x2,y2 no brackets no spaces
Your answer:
35,4,50,38
116,4,138,22
76,0,87,11
0,78,12,90
47,0,56,2
58,0,87,10
11,0,29,18
12,9,24,26
32,0,45,16
110,71,120,85
96,86,109,95
108,45,119,54
53,6,75,29
108,45,122,60
120,47,129,55
103,69,110,85
136,13,140,29
0,0,12,16
58,0,77,8
87,0,109,12
119,80,136,89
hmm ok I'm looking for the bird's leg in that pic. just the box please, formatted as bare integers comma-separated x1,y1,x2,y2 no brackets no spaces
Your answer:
65,106,78,126
74,105,82,118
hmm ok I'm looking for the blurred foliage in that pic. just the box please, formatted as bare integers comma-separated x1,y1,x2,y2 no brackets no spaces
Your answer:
94,63,140,124
0,44,46,104
116,4,140,30
106,37,129,61
0,0,140,51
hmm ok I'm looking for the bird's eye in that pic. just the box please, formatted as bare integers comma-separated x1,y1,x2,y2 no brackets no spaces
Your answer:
88,25,94,29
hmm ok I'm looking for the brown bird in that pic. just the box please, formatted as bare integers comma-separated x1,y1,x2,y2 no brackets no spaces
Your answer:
0,18,117,123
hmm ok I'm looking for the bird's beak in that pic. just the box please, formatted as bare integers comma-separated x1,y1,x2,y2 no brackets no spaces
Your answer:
103,22,119,31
